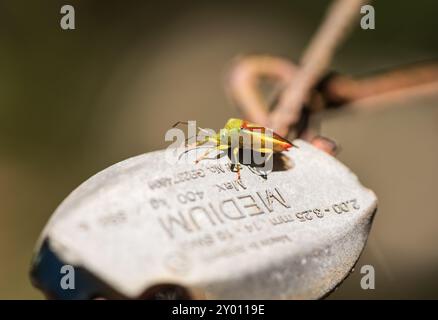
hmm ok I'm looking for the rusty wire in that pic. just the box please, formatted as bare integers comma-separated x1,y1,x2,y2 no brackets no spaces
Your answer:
227,0,438,155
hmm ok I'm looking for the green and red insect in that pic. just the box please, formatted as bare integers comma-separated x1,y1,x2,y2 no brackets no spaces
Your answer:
173,118,297,179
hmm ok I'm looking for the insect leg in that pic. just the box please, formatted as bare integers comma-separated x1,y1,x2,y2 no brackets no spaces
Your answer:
178,138,211,160
172,121,215,144
195,143,230,163
195,148,213,163
183,135,218,161
231,146,240,163
217,144,230,150
231,146,242,180
209,144,229,160
172,121,189,128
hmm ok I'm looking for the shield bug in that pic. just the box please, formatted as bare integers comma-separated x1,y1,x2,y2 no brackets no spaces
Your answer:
173,118,297,179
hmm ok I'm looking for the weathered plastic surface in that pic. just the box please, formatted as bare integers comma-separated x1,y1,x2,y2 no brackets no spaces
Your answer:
31,140,377,299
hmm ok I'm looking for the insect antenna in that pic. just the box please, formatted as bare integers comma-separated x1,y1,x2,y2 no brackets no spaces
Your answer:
172,121,217,147
172,121,213,135
172,121,189,128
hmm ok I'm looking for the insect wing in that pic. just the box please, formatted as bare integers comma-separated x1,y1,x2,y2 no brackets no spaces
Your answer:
241,122,293,151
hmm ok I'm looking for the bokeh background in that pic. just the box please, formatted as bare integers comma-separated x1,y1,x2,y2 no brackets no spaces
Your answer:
1,0,437,299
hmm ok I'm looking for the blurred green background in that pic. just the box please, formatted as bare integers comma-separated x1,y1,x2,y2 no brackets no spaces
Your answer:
1,0,437,299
